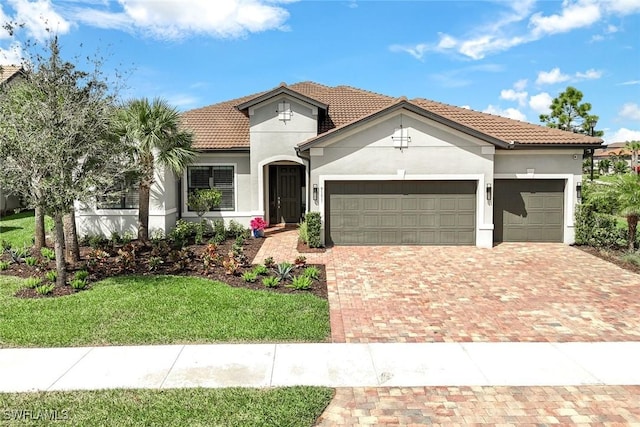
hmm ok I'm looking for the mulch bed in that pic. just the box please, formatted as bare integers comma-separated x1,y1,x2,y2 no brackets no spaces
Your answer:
296,239,326,253
575,245,640,275
1,236,327,300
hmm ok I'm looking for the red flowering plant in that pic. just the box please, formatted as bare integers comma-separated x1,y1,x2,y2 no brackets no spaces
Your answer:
250,217,268,231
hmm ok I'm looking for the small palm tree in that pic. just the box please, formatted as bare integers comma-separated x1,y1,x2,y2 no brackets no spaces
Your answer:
625,140,640,174
598,158,611,175
598,173,640,250
115,98,197,241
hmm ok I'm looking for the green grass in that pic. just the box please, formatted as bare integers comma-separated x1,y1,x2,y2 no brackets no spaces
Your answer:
0,210,36,249
0,387,334,427
0,275,330,347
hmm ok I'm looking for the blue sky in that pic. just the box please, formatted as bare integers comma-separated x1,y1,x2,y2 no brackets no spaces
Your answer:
0,0,639,143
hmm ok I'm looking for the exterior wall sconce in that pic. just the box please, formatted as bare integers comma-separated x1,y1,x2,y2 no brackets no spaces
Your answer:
486,183,492,201
576,181,582,201
313,184,318,202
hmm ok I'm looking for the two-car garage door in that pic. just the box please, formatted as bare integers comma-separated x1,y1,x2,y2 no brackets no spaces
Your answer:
324,179,565,246
326,181,476,245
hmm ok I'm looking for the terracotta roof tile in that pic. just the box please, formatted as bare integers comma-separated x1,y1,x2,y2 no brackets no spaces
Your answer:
0,65,23,85
182,81,602,150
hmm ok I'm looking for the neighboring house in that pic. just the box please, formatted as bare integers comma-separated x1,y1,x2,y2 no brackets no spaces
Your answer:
0,65,25,215
75,81,602,247
593,142,633,172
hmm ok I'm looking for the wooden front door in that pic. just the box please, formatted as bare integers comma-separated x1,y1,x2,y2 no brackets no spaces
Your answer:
269,165,302,224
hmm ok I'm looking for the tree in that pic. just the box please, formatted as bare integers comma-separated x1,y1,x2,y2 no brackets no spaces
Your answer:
625,140,640,174
188,188,221,218
539,86,603,136
114,98,197,242
598,158,611,175
594,174,640,250
0,36,128,285
613,160,629,174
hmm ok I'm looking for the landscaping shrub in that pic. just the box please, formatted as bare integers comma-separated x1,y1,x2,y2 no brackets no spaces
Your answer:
275,262,294,281
40,247,55,260
0,261,10,270
288,275,312,290
298,220,308,244
242,271,258,283
24,277,42,289
169,220,199,247
262,276,280,288
227,220,248,239
36,284,55,295
305,212,322,248
302,266,320,280
575,204,626,248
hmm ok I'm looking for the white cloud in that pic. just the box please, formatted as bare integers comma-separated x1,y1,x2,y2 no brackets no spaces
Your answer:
392,0,639,61
6,0,71,41
619,103,640,121
500,88,528,106
530,0,601,36
536,67,603,85
575,68,603,80
605,128,640,144
536,67,570,85
484,104,527,122
460,105,471,110
0,41,23,65
72,0,295,40
619,80,640,86
389,43,429,60
529,92,553,115
513,79,528,91
602,0,640,15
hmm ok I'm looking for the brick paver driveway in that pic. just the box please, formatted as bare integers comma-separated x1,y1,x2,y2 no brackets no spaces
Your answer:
328,243,640,343
257,231,640,425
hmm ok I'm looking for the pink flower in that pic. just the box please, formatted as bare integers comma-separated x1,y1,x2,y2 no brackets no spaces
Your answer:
250,217,268,231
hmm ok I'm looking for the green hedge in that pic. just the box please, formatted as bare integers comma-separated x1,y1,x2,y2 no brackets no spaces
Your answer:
575,204,626,248
305,212,322,248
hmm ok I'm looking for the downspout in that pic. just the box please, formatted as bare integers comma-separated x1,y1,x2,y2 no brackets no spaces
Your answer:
177,177,182,220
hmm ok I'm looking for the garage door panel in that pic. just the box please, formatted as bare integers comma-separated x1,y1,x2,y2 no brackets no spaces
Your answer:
494,179,564,243
327,180,476,245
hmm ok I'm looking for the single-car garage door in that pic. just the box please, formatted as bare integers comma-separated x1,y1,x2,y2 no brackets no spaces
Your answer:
326,180,476,245
494,179,564,243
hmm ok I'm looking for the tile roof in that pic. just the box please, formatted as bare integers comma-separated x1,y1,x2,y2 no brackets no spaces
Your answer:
0,65,23,85
181,81,603,150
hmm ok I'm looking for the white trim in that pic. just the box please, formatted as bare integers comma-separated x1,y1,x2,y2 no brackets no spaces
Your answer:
318,173,489,246
181,210,263,219
183,163,238,216
257,155,306,213
495,149,583,155
493,173,577,241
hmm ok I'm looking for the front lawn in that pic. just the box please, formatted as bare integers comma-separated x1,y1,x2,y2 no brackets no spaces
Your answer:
0,275,330,348
0,387,334,427
0,210,39,249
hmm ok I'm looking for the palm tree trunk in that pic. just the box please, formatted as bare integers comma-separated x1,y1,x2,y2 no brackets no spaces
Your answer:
53,212,67,286
138,182,151,242
628,215,639,251
34,205,46,250
63,210,80,263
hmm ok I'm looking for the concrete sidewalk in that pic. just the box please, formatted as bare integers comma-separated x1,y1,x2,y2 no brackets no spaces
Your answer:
1,342,639,393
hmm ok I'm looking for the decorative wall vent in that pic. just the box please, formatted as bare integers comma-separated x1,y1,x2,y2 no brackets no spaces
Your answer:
277,101,292,121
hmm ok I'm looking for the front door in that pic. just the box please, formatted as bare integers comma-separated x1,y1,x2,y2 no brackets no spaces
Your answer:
269,165,302,224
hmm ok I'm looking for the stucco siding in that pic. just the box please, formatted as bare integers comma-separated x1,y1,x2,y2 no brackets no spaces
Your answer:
308,112,495,247
249,97,318,212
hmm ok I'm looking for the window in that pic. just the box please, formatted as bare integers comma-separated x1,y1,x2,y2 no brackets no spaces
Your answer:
97,181,139,209
187,165,235,211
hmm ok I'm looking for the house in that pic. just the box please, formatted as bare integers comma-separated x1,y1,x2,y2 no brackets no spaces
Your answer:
593,142,634,173
75,81,603,247
0,65,25,215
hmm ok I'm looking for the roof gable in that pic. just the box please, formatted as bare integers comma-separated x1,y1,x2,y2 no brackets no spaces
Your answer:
236,83,328,113
0,65,24,86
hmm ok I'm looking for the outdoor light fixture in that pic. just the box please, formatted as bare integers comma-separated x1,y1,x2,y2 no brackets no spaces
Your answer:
313,184,318,202
576,181,582,201
486,183,492,201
